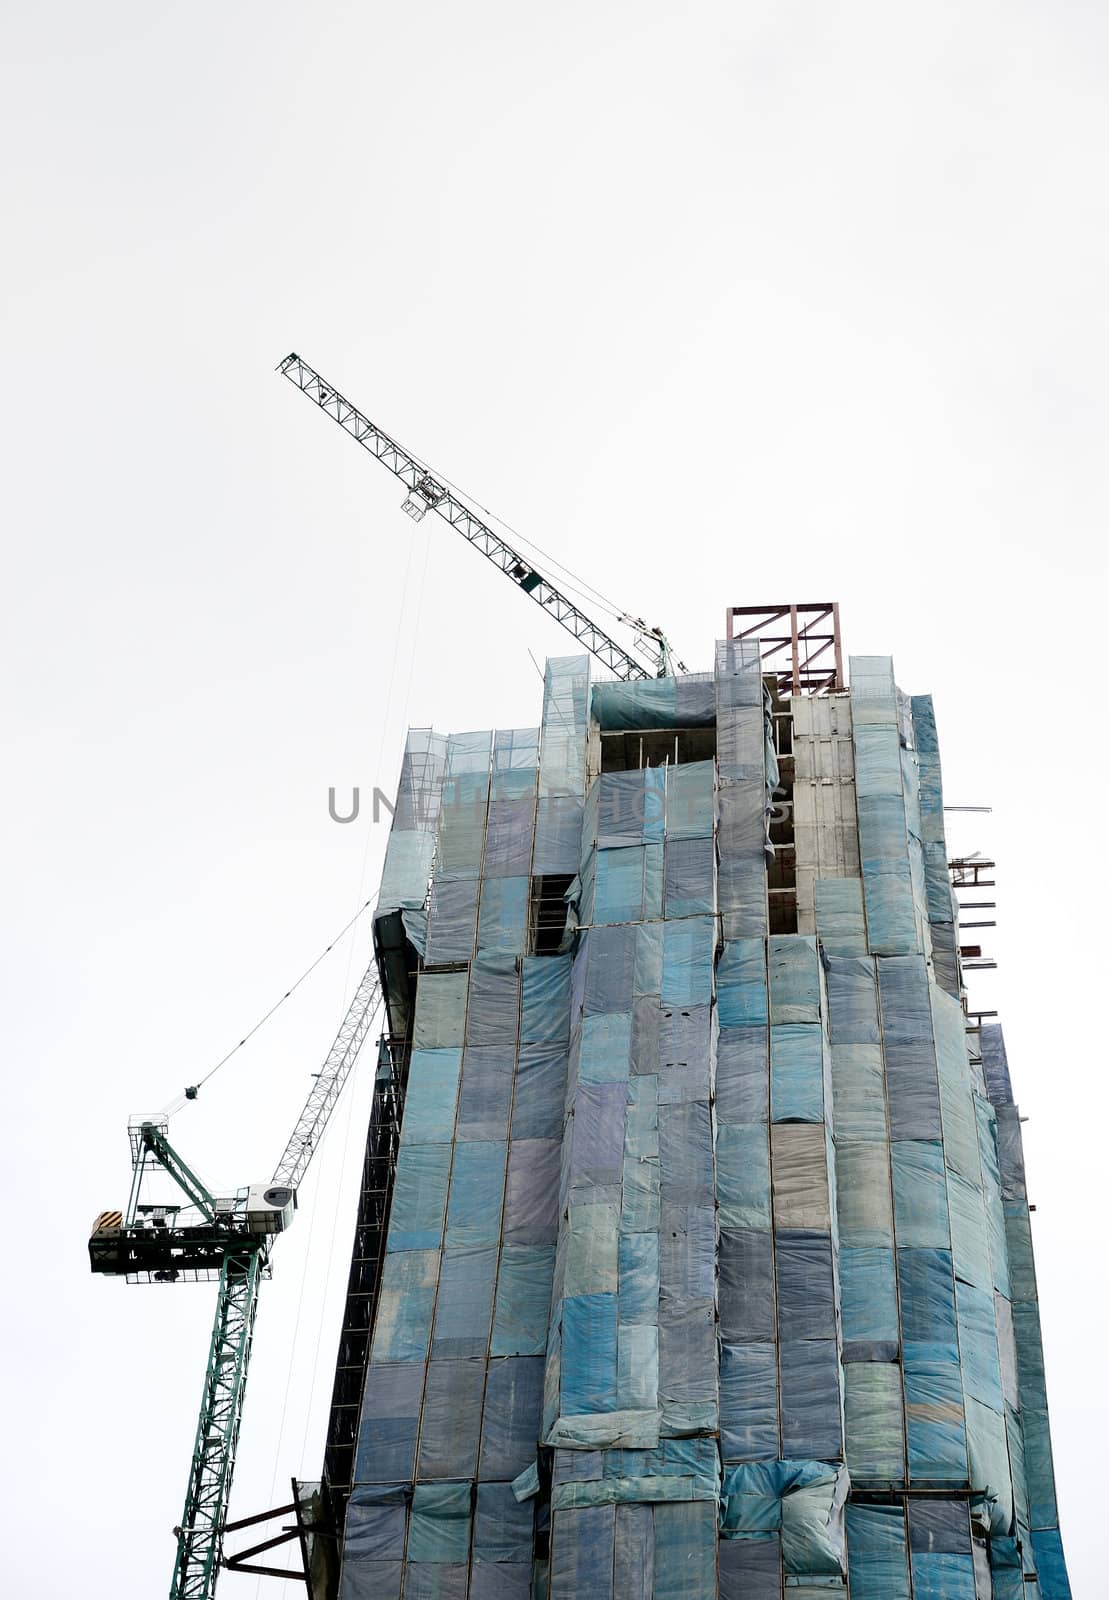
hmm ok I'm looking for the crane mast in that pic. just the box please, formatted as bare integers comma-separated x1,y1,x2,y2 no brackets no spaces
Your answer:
277,353,685,679
173,1248,263,1600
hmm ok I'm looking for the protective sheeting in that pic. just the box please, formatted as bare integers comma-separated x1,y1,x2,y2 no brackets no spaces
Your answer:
771,1124,832,1231
388,1144,451,1251
899,1249,957,1344
844,1362,904,1482
664,836,715,917
768,935,820,1023
814,877,867,954
485,763,538,877
350,680,563,1598
719,1342,778,1462
345,651,1072,1598
1031,1529,1073,1600
716,637,771,939
850,658,920,956
466,954,521,1047
829,1042,886,1140
845,1503,911,1600
534,794,585,875
891,1141,950,1250
549,1438,719,1508
716,939,768,1027
539,657,590,799
719,1228,775,1342
720,1460,848,1574
825,955,880,1043
666,760,715,838
716,1025,768,1122
775,1231,835,1340
910,694,960,998
933,984,982,1181
840,1246,899,1348
660,916,716,1007
438,781,491,882
779,1340,843,1461
417,1362,485,1479
477,875,530,954
379,830,437,919
377,729,449,916
981,1023,1015,1105
832,1145,896,1254
355,1364,425,1481
425,877,480,965
492,1245,556,1356
591,674,716,731
400,1050,463,1144
412,970,469,1047
770,1024,825,1123
904,1344,968,1484
653,1500,718,1596
371,1250,440,1364
718,1534,782,1600
457,1046,515,1142
715,1124,770,1229
832,1145,896,1241
541,736,722,1594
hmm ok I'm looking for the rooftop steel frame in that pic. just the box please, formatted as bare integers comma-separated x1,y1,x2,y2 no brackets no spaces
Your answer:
725,602,843,695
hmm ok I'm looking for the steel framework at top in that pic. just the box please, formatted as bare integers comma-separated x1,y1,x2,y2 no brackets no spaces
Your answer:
278,353,682,681
726,602,843,697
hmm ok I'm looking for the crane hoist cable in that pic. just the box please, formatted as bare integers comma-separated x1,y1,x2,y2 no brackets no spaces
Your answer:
159,894,378,1117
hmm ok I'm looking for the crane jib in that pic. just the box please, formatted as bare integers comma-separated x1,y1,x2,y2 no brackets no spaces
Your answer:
277,352,682,681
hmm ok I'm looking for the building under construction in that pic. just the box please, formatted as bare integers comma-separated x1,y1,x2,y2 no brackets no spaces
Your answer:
91,362,1072,1600
319,601,1070,1599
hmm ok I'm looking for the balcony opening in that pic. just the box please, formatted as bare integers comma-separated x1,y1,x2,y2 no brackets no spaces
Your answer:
530,873,574,954
600,724,717,772
767,693,797,934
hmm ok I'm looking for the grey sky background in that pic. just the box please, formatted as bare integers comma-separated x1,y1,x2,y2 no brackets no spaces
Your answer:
2,3,1106,1593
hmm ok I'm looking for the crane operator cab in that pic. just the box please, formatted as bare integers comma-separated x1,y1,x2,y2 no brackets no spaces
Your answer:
245,1184,296,1235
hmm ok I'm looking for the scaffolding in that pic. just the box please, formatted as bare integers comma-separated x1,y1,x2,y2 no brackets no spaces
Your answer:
326,631,1070,1600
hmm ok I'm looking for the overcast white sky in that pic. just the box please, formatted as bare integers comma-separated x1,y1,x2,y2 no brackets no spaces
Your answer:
3,3,1107,1594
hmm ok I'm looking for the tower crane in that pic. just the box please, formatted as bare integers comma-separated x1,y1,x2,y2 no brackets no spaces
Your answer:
89,959,383,1600
277,353,686,679
90,354,688,1600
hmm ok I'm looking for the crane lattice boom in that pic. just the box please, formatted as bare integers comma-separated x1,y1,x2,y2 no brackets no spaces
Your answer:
277,353,684,679
272,964,381,1191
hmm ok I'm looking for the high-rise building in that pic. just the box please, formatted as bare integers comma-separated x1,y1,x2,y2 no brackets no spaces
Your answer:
324,607,1070,1599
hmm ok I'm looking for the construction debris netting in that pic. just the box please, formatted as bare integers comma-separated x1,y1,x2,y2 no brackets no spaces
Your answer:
339,650,1071,1599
